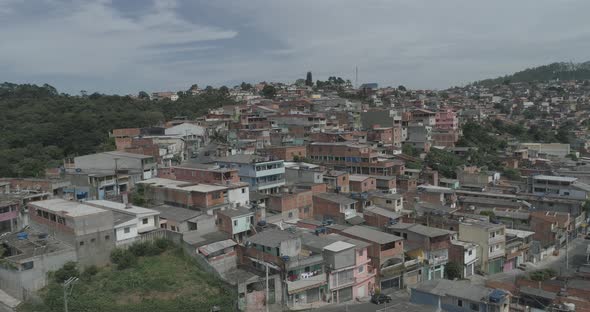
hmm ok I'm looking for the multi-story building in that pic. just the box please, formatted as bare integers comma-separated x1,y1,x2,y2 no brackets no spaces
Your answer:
406,124,432,152
368,193,404,212
411,109,436,126
268,188,314,220
72,151,158,180
529,175,589,201
216,207,255,242
434,109,458,131
85,200,160,246
371,176,397,194
284,162,324,185
387,223,454,280
216,155,285,194
138,178,232,210
349,175,377,193
262,145,307,161
530,210,571,248
323,170,349,193
313,193,358,224
458,221,506,274
308,142,396,176
28,199,115,267
449,240,479,278
0,199,19,233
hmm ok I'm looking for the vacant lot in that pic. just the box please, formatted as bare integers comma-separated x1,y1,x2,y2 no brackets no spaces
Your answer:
18,248,234,312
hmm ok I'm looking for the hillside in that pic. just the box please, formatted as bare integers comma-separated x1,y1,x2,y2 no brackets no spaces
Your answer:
0,83,234,177
474,61,590,86
18,246,235,312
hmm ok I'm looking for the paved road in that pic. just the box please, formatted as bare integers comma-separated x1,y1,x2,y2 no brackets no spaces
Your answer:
487,236,588,283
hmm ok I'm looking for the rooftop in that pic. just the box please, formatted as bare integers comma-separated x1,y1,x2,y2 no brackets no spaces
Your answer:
533,175,577,182
388,223,455,238
102,151,153,159
149,205,202,222
505,228,535,239
349,175,372,182
137,178,228,193
3,228,74,263
342,226,403,244
215,154,282,164
31,198,106,217
217,207,254,218
364,206,400,219
413,279,505,303
86,200,159,216
314,193,357,205
246,229,299,248
198,239,237,256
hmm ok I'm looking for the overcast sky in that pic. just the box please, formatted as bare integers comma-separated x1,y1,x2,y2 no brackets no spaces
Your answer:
1,0,589,95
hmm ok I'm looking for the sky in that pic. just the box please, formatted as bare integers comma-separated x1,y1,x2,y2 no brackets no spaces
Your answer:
1,0,590,95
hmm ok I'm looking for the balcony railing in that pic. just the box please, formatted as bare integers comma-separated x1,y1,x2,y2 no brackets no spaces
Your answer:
489,248,505,259
256,179,286,187
488,235,505,245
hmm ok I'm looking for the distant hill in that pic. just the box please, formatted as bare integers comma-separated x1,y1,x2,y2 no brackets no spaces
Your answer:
474,61,590,86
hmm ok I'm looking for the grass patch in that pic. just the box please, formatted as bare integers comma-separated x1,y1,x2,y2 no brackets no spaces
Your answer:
18,247,234,312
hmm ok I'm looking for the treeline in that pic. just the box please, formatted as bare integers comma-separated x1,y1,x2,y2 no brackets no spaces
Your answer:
475,61,590,86
0,83,234,177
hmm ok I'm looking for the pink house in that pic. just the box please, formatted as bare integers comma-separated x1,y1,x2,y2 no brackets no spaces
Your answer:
434,109,458,130
323,236,376,303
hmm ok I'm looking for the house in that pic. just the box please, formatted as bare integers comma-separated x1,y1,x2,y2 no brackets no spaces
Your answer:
336,226,404,290
268,188,313,220
504,229,534,271
371,176,397,194
349,175,377,193
308,142,397,176
85,200,160,247
216,155,285,194
164,122,207,151
323,170,349,193
65,171,132,200
73,151,158,180
313,193,358,224
150,204,215,233
0,229,77,300
197,239,238,275
0,199,20,233
530,211,571,248
449,240,479,278
137,178,231,210
406,124,432,152
410,279,510,312
387,223,454,280
216,206,256,242
458,221,506,274
262,145,307,161
368,193,404,212
439,178,459,189
363,206,401,229
28,199,115,267
284,162,324,185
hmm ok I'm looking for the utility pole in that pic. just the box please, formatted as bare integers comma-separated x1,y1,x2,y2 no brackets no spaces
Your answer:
565,230,569,271
63,277,78,312
114,157,119,198
265,263,269,312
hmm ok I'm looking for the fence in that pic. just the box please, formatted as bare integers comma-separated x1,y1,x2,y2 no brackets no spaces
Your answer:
116,229,183,249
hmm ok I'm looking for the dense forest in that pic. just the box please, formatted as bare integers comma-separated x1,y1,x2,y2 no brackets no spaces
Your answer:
475,61,590,86
0,83,234,177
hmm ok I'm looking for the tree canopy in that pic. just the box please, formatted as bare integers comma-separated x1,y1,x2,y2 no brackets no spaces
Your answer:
0,83,234,177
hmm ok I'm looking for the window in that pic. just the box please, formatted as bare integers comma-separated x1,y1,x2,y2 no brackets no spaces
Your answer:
233,220,238,226
358,265,364,273
250,216,254,224
79,241,84,246
105,235,110,240
171,226,177,231
124,227,130,234
36,209,42,217
288,212,293,218
304,207,309,213
564,192,570,196
242,188,246,193
386,200,392,204
359,249,364,257
142,218,148,225
458,299,463,307
22,261,34,270
470,303,479,311
213,192,221,199
468,250,473,256
91,238,96,243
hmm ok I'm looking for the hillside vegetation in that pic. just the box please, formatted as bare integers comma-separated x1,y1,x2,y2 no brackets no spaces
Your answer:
475,61,590,86
0,83,234,177
18,241,234,312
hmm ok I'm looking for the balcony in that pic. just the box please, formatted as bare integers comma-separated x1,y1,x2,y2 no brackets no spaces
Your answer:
254,166,284,177
489,248,505,259
428,255,448,266
255,179,286,189
488,235,505,245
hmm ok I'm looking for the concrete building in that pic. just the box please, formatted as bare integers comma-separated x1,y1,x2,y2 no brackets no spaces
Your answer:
85,200,160,246
449,240,478,278
323,170,349,193
284,162,324,186
73,151,157,180
0,229,77,300
529,175,589,201
410,280,510,312
349,175,377,193
138,178,234,210
262,145,307,161
150,204,215,233
406,124,432,152
371,176,397,194
216,155,285,194
517,142,571,158
458,221,506,275
65,171,132,200
0,199,19,233
268,188,313,220
368,193,404,212
313,193,358,224
434,109,458,131
387,223,454,280
530,211,571,248
217,206,255,242
28,199,115,267
363,206,401,229
308,142,397,176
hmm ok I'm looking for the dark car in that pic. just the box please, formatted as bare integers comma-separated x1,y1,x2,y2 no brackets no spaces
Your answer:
371,294,392,304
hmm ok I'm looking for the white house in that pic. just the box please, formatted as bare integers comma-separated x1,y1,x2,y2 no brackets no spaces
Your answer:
86,200,160,246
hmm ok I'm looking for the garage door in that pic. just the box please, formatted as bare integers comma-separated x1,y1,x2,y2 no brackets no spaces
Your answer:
357,285,366,298
381,277,400,290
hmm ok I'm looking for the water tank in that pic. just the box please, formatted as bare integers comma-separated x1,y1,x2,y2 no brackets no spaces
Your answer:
563,303,576,311
17,232,28,240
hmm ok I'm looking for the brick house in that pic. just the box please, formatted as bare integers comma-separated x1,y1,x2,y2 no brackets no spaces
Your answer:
349,175,377,193
268,188,314,220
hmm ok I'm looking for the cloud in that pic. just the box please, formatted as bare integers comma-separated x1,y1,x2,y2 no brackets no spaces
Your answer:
1,0,590,93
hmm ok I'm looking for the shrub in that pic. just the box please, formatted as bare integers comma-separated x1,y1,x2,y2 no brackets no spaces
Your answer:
154,238,171,252
530,269,557,281
129,242,150,257
54,262,79,283
110,248,137,270
81,265,99,281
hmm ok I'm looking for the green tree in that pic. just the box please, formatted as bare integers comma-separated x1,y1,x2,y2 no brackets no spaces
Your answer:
445,261,463,280
305,71,313,87
398,85,407,91
138,91,150,99
261,85,277,99
240,82,252,91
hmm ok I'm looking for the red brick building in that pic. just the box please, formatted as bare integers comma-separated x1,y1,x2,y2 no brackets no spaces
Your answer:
349,175,377,193
308,142,396,176
263,145,307,161
268,188,314,220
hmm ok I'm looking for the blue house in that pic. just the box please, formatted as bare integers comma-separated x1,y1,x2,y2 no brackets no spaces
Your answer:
215,154,285,194
410,279,510,312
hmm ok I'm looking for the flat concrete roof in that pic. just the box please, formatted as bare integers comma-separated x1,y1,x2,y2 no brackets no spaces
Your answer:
533,175,577,182
31,198,106,217
324,241,355,252
138,178,228,193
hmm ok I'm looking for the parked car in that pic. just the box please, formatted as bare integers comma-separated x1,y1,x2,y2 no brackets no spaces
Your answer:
371,294,392,304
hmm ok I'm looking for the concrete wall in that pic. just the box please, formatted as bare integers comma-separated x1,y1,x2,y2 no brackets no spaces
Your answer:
0,249,77,300
115,223,138,241
227,186,250,207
